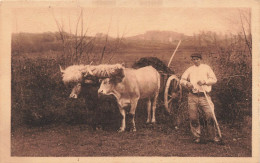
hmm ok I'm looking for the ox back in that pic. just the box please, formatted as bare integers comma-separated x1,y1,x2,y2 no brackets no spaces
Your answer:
132,57,174,95
122,66,160,98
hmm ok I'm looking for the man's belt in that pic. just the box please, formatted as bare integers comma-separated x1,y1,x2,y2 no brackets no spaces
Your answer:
190,92,209,96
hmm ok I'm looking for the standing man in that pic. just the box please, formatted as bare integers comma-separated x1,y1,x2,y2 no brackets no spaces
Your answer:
180,53,221,144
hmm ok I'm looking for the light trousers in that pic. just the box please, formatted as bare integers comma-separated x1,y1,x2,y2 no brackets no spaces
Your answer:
188,93,217,139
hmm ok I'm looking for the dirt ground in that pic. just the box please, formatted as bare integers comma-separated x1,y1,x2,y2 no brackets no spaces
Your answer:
11,120,251,157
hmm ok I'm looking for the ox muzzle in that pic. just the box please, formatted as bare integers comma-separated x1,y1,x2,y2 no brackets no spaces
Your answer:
69,93,78,99
69,83,82,99
98,89,105,98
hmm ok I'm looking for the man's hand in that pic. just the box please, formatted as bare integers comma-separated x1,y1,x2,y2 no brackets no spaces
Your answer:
197,80,206,86
186,82,194,90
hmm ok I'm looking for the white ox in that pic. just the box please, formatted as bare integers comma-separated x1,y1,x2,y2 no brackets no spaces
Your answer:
59,64,94,98
98,66,160,132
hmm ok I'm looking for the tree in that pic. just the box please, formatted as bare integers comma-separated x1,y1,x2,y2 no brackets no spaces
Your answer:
52,9,95,66
52,8,126,66
239,9,252,56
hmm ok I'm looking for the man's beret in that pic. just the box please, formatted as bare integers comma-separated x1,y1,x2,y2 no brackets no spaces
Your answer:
190,53,202,59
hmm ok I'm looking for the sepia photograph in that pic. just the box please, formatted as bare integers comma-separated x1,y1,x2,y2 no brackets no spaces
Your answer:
0,0,259,162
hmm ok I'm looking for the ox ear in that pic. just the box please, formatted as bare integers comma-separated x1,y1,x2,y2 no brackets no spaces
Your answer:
98,79,103,83
84,79,94,84
111,75,124,84
59,65,65,74
110,69,125,84
121,62,125,67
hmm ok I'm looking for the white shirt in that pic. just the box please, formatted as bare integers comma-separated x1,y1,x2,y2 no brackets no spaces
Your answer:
180,64,217,93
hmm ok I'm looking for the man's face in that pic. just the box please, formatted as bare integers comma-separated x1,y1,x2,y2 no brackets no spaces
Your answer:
191,57,201,66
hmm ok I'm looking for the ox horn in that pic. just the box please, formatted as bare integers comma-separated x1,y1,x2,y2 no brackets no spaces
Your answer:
59,65,65,73
86,65,94,76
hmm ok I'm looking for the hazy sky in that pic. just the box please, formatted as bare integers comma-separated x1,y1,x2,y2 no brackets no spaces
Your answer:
12,7,250,37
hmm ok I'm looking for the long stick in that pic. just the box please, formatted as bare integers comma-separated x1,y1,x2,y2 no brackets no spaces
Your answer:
201,86,222,138
167,40,182,67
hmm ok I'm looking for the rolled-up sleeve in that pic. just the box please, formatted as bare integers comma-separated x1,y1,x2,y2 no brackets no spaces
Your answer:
180,68,190,86
206,67,217,85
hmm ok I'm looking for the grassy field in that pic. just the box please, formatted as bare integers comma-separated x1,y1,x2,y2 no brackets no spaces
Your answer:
11,33,252,157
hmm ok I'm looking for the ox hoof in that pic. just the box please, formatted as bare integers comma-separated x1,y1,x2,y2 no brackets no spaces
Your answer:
96,127,103,131
117,128,125,133
130,127,137,132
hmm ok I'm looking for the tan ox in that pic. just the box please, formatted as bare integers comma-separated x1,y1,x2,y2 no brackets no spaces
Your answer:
98,66,160,132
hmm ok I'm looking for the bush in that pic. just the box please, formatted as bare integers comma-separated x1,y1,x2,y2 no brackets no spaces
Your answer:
11,57,68,127
11,56,119,128
200,36,252,124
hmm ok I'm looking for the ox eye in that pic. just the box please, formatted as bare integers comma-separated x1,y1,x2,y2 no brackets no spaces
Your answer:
107,80,112,84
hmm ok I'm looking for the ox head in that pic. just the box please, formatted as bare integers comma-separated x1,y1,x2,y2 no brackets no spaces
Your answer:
98,78,114,95
59,64,94,99
98,68,124,96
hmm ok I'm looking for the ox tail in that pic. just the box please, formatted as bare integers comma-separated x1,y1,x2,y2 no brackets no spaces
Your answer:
153,70,160,109
156,71,161,97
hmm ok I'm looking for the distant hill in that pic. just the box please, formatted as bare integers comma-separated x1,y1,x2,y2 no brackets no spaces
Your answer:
127,30,189,43
12,31,239,54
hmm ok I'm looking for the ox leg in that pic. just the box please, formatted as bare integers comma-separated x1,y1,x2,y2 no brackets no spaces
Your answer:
118,106,126,132
146,98,152,123
129,99,138,132
151,95,158,123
